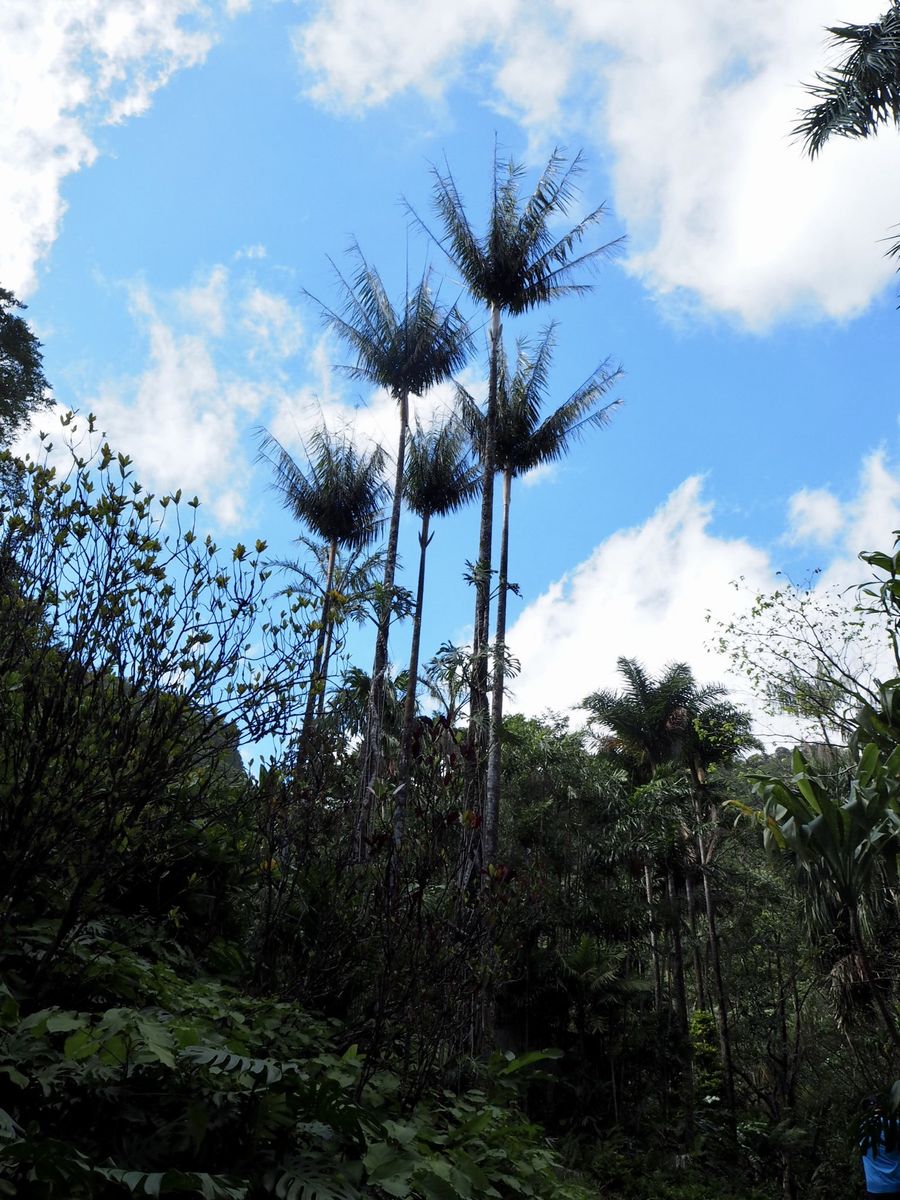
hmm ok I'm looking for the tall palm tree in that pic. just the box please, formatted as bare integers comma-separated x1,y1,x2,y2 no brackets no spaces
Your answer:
584,658,758,1130
395,417,480,843
313,247,472,833
423,147,622,833
461,325,621,865
258,426,388,760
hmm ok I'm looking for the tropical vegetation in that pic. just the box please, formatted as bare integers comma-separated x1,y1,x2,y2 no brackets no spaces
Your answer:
1,139,900,1200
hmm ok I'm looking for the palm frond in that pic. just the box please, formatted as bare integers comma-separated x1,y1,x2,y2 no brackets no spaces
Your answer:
257,426,388,552
795,4,900,155
487,327,621,477
310,246,473,399
426,149,624,314
404,416,481,519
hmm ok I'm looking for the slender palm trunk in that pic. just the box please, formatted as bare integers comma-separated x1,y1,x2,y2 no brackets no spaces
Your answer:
644,862,663,1012
691,784,737,1133
484,469,511,866
470,305,501,823
684,871,708,1010
357,394,408,853
316,619,335,722
298,540,337,760
395,511,432,847
667,868,689,1037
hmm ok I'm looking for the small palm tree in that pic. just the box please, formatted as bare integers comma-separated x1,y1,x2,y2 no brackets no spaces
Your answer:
462,325,621,864
269,538,387,723
258,426,388,759
422,147,622,835
394,417,480,839
312,246,472,818
583,657,758,1131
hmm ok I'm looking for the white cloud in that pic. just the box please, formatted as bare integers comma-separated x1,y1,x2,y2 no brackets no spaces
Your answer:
294,0,900,325
506,476,773,721
841,450,900,565
785,486,844,545
12,269,308,528
294,0,517,111
176,266,230,337
242,288,304,360
1,0,242,297
520,461,558,488
91,283,265,526
505,450,900,741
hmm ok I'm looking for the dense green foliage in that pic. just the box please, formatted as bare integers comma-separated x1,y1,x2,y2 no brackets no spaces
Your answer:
3,143,900,1200
0,287,52,459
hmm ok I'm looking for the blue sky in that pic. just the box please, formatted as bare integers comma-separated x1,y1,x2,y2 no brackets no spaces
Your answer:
5,0,900,739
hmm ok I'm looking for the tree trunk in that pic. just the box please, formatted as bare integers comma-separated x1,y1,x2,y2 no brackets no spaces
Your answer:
693,788,737,1134
667,868,689,1037
316,617,335,723
469,305,501,828
298,540,337,761
484,469,511,867
684,871,708,1010
644,862,663,1013
356,392,408,856
395,511,431,848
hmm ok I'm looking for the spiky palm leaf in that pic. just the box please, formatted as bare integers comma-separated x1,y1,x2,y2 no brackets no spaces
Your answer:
425,150,622,314
796,3,900,156
258,427,388,553
314,245,472,399
403,417,481,520
461,324,621,478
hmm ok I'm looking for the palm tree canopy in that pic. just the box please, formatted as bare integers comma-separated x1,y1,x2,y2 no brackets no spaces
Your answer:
426,149,622,314
269,537,387,622
314,245,473,400
795,3,900,155
257,426,388,552
583,657,758,780
460,325,621,478
403,417,481,521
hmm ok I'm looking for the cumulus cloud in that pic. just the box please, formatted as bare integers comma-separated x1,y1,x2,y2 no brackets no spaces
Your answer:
505,450,900,740
1,0,242,296
91,282,266,526
12,268,308,528
176,266,230,337
242,289,304,361
294,0,517,111
268,339,483,465
506,477,773,721
294,0,899,325
785,486,844,545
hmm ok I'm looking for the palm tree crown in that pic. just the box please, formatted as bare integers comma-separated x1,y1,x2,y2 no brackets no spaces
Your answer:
463,324,621,481
316,245,472,399
427,150,621,314
403,416,481,522
258,426,387,553
583,657,757,782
